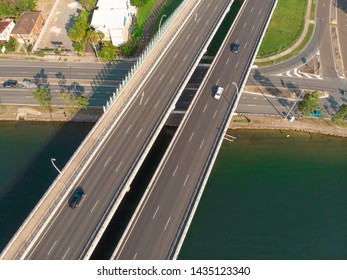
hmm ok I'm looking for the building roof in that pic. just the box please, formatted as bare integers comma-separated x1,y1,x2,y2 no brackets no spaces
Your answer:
11,11,42,35
0,19,14,34
96,0,127,10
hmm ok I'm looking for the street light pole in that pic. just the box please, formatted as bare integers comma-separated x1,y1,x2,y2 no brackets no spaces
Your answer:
51,158,62,174
159,15,167,30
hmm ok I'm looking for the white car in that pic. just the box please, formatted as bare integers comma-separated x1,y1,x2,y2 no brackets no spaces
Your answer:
214,86,224,99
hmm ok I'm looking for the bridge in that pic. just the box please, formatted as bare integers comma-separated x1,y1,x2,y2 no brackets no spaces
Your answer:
0,0,277,260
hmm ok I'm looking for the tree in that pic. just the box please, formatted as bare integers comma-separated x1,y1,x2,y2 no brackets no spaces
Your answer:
60,91,89,113
79,0,97,11
87,29,104,61
32,86,51,111
75,96,89,110
98,41,117,61
332,104,347,126
298,91,320,115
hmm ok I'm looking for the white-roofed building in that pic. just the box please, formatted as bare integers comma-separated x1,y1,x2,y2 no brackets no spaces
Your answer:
91,0,136,46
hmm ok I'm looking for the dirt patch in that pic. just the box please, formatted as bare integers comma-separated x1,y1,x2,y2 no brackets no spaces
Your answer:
36,0,56,20
298,54,321,75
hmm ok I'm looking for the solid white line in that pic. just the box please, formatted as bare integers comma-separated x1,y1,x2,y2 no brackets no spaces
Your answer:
164,217,171,231
104,156,111,167
203,103,207,112
199,139,204,150
152,206,159,219
189,132,194,142
173,165,178,177
136,128,143,138
115,161,122,172
47,241,57,256
62,247,70,260
125,124,132,134
91,201,99,213
184,174,190,186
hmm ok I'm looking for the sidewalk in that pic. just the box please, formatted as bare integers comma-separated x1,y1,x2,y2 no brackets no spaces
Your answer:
255,0,313,63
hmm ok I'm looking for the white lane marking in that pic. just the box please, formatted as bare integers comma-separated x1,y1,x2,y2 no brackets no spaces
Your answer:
186,34,191,40
197,18,201,24
189,132,194,142
136,128,143,138
244,42,247,49
173,165,178,177
164,217,171,231
160,73,165,81
216,78,220,84
47,241,57,256
115,161,123,172
213,110,217,119
195,35,199,42
144,97,149,105
126,124,132,134
91,201,99,213
153,206,159,219
104,156,111,167
184,174,190,186
207,2,210,8
154,100,160,108
225,84,229,92
203,104,208,112
199,139,205,150
206,19,210,25
226,58,230,64
235,61,239,69
133,253,137,260
183,54,188,61
25,96,34,98
251,7,254,12
19,71,28,73
259,10,262,15
62,247,70,260
170,76,175,84
243,22,247,28
174,53,178,60
252,25,255,31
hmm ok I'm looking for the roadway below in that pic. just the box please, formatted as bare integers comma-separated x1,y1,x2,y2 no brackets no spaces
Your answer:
113,0,277,259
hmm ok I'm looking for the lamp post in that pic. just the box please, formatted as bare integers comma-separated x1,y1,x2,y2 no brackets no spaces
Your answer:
51,158,61,174
232,82,239,95
159,15,167,30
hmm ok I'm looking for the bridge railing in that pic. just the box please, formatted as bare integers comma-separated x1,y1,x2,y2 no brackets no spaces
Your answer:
0,0,199,260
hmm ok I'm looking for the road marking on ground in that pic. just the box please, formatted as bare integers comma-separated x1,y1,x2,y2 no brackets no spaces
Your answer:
226,58,230,64
91,201,99,213
104,156,111,167
213,110,217,119
235,61,239,69
251,7,254,12
189,132,194,142
170,76,175,84
136,128,143,138
203,103,208,112
126,124,132,134
186,34,191,40
216,78,220,84
160,73,165,81
115,161,122,172
154,100,160,108
153,206,159,219
164,217,171,231
195,35,199,42
62,247,70,260
174,53,178,60
259,10,262,15
244,42,248,49
47,241,57,256
199,139,205,150
183,54,188,61
243,22,247,28
184,174,190,186
144,97,149,106
173,165,178,177
133,253,137,260
252,25,255,31
206,19,210,25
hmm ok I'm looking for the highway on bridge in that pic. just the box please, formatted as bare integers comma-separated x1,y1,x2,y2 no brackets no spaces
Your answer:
113,0,277,259
23,0,233,259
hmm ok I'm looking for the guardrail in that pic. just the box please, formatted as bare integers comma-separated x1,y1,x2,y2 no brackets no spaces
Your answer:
0,0,199,260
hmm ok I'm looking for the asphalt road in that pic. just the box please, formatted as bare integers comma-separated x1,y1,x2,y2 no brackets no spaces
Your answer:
25,0,233,259
113,0,276,260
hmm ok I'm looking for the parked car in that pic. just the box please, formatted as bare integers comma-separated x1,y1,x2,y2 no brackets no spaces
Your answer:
22,79,38,89
68,187,85,208
3,80,18,88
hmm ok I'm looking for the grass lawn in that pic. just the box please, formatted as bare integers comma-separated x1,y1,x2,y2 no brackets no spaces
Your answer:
257,0,308,58
133,0,159,37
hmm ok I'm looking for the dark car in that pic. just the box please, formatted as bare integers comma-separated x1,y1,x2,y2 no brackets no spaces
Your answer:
230,43,240,53
68,187,85,208
3,80,18,88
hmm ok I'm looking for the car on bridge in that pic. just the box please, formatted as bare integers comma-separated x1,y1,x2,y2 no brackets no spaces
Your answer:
214,86,224,100
230,42,240,53
68,187,85,208
3,80,18,88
